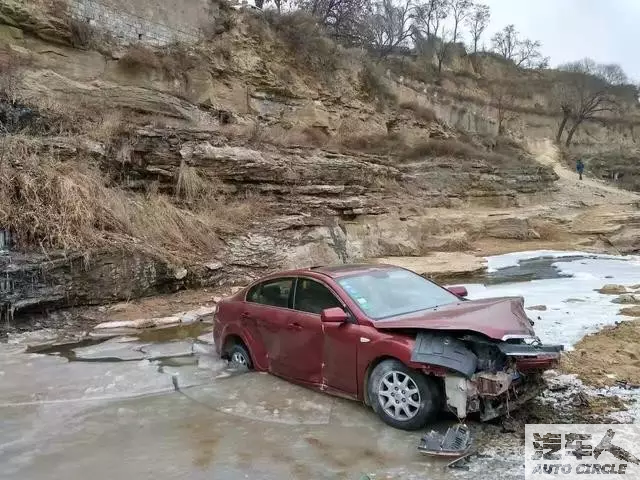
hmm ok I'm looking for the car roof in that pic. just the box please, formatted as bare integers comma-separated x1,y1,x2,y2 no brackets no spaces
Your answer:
252,264,401,284
311,263,399,279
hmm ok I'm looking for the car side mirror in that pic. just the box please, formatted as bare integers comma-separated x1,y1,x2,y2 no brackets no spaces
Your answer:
321,307,349,323
447,286,468,298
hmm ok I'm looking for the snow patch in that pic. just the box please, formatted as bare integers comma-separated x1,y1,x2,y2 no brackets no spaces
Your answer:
467,252,640,348
486,250,636,272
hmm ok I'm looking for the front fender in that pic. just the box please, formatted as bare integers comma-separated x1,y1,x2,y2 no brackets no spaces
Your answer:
357,333,415,401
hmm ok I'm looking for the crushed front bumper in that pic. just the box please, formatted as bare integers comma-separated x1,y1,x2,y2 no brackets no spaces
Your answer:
444,371,544,421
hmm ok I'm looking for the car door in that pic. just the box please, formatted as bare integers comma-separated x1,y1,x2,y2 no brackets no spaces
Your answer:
289,277,359,395
243,277,295,373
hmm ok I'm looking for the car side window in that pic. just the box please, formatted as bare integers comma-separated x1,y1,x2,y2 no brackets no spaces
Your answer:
246,278,293,309
294,278,343,315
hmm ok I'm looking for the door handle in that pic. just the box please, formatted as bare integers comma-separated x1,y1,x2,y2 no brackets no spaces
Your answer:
287,322,302,331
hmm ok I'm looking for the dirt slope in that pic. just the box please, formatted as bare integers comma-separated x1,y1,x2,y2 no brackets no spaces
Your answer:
528,138,640,206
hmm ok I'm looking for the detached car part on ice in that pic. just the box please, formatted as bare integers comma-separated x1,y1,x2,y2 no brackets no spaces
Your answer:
411,332,563,421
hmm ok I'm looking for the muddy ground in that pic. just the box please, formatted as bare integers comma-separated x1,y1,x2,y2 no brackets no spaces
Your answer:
563,319,640,388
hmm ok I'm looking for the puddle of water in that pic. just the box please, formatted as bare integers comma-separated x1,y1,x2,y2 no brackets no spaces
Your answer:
136,323,209,343
26,337,108,357
27,323,210,364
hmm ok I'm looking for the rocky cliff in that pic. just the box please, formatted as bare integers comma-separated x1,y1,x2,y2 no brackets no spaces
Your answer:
0,2,638,329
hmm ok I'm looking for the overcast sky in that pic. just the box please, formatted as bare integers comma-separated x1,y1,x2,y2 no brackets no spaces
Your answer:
476,0,640,80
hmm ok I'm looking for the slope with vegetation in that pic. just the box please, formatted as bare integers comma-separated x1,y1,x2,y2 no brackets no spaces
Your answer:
0,0,638,327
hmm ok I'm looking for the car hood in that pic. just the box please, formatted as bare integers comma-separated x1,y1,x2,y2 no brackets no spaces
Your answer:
373,296,535,340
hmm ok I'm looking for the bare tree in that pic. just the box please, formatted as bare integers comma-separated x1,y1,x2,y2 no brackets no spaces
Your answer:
554,58,622,147
465,3,489,53
448,0,472,43
366,0,415,57
434,25,451,74
413,0,448,39
298,0,372,43
489,81,515,134
600,63,628,85
491,24,543,68
272,0,283,13
491,24,517,60
515,38,543,68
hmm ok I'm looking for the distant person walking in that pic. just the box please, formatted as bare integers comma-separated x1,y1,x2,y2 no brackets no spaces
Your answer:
576,158,585,180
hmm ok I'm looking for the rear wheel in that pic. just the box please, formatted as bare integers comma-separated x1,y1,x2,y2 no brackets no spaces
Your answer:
227,343,253,369
368,359,441,430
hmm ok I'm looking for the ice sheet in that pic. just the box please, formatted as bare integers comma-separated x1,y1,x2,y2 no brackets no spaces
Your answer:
486,250,637,272
466,253,640,349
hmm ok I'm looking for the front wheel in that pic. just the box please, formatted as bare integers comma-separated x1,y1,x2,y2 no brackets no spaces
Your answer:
227,343,253,369
368,359,441,430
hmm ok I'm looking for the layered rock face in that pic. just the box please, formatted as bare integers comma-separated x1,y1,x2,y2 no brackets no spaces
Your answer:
0,3,637,328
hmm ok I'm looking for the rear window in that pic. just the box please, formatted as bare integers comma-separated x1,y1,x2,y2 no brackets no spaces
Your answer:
246,278,294,309
337,268,459,320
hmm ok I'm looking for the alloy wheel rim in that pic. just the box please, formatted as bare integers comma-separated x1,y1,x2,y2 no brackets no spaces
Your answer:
377,371,421,421
231,351,248,366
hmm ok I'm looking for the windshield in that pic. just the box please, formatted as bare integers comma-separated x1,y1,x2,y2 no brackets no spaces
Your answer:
337,268,460,320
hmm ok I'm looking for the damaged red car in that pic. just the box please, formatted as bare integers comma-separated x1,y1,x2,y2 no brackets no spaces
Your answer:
213,264,562,430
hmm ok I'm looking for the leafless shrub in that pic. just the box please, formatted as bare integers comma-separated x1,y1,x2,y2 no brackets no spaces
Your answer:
399,101,437,122
366,0,414,58
159,44,197,79
87,110,126,142
119,44,196,79
403,138,477,160
359,61,397,105
70,19,94,49
247,122,265,145
0,49,25,104
119,45,162,71
402,138,513,163
338,131,405,155
200,5,236,38
301,126,329,147
261,11,343,77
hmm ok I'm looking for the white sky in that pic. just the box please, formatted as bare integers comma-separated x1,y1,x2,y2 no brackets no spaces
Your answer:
476,0,640,81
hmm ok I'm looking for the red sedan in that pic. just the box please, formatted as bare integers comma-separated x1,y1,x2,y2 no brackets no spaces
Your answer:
213,264,562,430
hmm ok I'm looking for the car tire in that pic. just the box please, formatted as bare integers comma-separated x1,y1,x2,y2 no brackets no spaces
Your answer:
368,359,441,431
227,343,253,370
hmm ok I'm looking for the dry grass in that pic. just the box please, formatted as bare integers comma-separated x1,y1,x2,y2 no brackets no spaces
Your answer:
175,161,222,203
335,128,518,165
118,44,196,80
0,48,29,105
399,101,437,122
300,126,329,147
69,19,94,49
260,11,343,78
402,138,513,163
87,110,125,142
338,131,405,155
0,144,262,263
119,45,162,71
402,138,478,160
360,61,397,106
